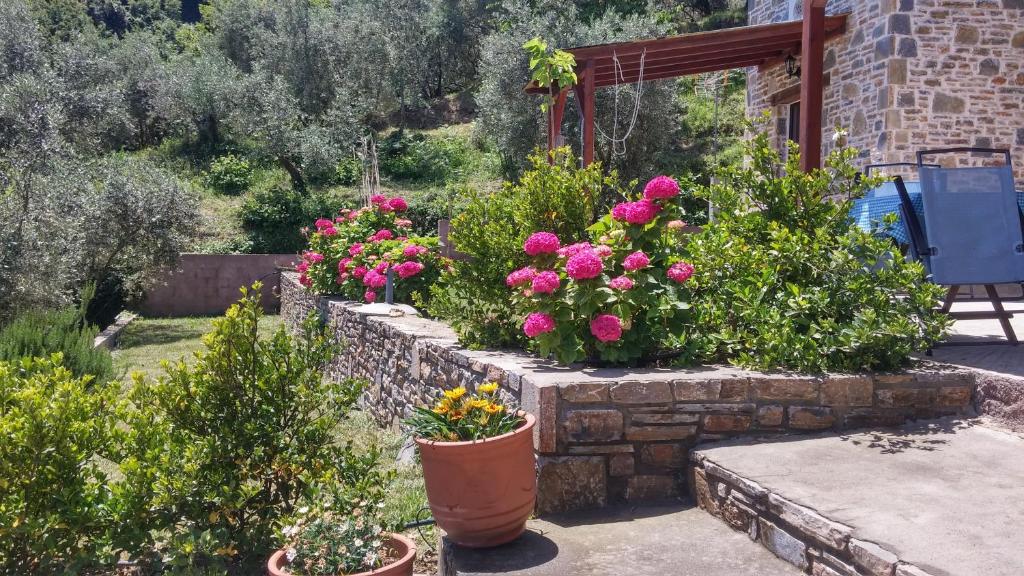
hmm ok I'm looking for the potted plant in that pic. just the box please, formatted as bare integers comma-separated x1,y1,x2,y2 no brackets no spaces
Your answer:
268,508,416,576
404,383,536,548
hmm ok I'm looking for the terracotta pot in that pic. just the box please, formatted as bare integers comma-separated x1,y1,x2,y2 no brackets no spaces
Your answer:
266,533,416,576
415,413,537,548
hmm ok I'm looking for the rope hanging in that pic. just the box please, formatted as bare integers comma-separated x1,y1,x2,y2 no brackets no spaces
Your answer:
594,48,646,158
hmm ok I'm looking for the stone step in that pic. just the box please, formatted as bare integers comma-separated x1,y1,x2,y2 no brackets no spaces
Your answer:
690,417,1024,576
438,504,804,576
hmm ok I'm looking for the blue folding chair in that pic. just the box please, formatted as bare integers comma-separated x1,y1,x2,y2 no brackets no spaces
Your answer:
851,163,934,244
894,147,1024,345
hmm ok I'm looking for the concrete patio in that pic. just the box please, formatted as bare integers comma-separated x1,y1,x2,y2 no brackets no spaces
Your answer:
693,417,1024,576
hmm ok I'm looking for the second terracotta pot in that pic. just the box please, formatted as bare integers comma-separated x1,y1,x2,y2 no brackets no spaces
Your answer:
266,533,416,576
415,413,536,548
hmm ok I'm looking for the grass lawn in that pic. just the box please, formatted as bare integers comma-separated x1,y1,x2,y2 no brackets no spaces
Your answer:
111,314,436,570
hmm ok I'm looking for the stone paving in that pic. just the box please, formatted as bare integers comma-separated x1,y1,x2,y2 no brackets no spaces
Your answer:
440,505,803,576
693,417,1024,576
927,300,1024,377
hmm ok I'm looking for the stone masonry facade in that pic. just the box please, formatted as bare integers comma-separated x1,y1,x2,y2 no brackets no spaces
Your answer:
281,273,975,515
690,450,938,576
747,0,1024,187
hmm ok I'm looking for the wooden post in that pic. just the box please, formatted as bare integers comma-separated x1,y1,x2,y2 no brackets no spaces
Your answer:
799,0,826,172
582,59,596,167
547,89,568,159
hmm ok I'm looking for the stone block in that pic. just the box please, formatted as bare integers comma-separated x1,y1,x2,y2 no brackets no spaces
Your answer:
567,444,633,455
751,377,819,402
610,381,673,404
888,13,910,35
631,413,700,425
704,414,753,433
933,93,966,114
757,405,784,427
673,380,721,401
821,376,873,407
640,443,686,469
849,538,898,576
888,59,908,85
625,475,678,502
608,453,634,477
936,386,971,408
758,518,809,571
721,495,758,534
561,409,624,443
692,466,719,515
980,58,1001,76
719,378,751,401
876,388,935,409
768,493,852,550
560,382,609,403
704,462,769,500
1013,31,1024,49
625,425,697,441
788,407,837,430
954,24,979,44
678,403,757,413
536,456,607,514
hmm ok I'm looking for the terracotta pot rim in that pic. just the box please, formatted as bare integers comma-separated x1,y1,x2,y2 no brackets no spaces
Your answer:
413,411,535,448
267,532,416,576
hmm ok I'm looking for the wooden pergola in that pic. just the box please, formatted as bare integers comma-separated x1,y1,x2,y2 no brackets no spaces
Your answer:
526,0,847,172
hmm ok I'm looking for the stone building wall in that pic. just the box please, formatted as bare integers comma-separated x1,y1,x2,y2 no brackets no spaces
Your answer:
281,273,975,515
747,0,1024,186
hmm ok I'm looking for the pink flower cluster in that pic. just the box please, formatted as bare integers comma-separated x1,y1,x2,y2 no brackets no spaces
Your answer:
394,261,425,279
368,229,394,242
643,175,681,200
611,199,661,225
622,251,650,271
608,275,634,290
590,314,623,343
565,250,603,280
523,312,556,338
403,244,429,259
506,266,537,287
371,194,409,213
531,271,560,294
667,262,695,284
524,232,561,256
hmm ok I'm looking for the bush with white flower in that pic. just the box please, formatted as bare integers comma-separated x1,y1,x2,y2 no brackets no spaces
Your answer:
509,176,696,365
282,504,391,576
299,194,445,305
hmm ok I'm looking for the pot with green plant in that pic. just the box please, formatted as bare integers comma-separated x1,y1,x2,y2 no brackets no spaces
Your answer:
404,383,535,548
268,506,416,576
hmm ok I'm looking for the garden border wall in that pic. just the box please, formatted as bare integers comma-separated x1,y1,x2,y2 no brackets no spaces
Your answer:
281,272,976,514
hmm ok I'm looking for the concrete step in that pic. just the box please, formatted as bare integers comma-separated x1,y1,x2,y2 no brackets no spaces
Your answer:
439,504,804,576
691,417,1024,576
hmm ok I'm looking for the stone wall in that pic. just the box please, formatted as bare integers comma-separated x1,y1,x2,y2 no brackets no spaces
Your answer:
747,0,1024,187
281,272,975,514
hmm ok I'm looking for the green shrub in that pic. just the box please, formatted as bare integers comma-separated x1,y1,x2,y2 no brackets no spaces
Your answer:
335,156,363,186
118,284,365,572
238,185,347,253
428,148,611,348
0,286,114,382
404,186,459,236
0,355,120,574
205,154,254,195
682,134,950,372
379,131,471,184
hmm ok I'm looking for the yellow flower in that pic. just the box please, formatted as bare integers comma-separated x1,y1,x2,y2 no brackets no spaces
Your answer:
467,398,490,411
484,403,503,414
449,409,464,421
432,401,449,415
444,387,467,401
478,382,499,394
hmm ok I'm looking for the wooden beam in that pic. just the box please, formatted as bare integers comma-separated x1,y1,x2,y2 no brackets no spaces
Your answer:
547,89,568,158
592,49,790,85
768,74,831,106
582,59,595,167
592,57,774,86
798,0,826,172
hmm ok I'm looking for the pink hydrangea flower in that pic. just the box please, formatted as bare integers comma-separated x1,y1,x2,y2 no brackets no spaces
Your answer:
320,226,337,236
352,266,368,279
403,244,428,259
370,194,387,206
531,271,561,294
388,197,408,212
338,258,352,272
364,290,377,302
335,274,347,285
667,261,695,284
590,314,623,343
612,200,661,225
523,312,556,338
667,220,686,230
524,232,561,256
373,261,389,274
506,266,537,287
368,229,394,242
363,269,387,288
608,276,634,290
396,218,413,228
623,251,650,271
557,242,594,259
565,251,603,280
594,245,613,259
394,261,425,279
299,274,311,287
349,243,364,256
314,218,334,230
304,251,324,264
295,261,309,274
643,175,681,200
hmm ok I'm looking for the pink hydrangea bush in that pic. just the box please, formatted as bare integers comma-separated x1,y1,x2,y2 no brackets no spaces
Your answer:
509,176,696,365
300,195,444,305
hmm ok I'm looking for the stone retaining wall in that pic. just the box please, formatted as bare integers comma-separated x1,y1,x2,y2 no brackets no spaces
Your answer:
281,272,976,514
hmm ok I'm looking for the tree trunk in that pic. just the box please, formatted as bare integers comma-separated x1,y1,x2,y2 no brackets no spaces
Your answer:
279,156,306,191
